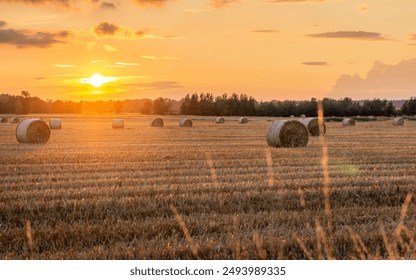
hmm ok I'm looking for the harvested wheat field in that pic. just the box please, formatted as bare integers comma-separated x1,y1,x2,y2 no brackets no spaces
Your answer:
0,114,415,260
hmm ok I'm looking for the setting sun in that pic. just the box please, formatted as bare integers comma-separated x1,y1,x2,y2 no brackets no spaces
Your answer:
80,74,117,88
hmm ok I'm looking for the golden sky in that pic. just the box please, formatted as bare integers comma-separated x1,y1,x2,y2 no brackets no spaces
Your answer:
0,0,415,101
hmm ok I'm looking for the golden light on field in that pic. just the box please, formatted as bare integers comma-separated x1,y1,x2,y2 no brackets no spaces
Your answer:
80,74,117,88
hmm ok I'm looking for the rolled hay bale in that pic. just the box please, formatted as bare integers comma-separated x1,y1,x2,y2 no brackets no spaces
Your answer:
290,115,295,118
112,118,124,129
300,117,326,136
216,117,225,124
342,118,355,126
179,118,193,127
11,117,20,123
393,117,404,126
238,117,248,124
16,118,50,144
1,117,8,123
266,120,309,148
49,118,61,129
150,117,164,127
300,114,306,118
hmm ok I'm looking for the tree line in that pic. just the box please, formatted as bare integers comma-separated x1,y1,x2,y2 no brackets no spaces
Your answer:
1,91,416,116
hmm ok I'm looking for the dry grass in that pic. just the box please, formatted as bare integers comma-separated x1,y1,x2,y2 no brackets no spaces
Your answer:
0,114,415,259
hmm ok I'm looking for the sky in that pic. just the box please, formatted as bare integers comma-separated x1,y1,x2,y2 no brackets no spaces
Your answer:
0,0,415,101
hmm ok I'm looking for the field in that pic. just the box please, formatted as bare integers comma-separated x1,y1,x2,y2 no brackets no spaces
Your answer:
0,115,415,260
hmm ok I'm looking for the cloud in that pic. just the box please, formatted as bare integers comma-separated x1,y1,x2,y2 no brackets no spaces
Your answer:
269,0,325,2
100,1,117,9
410,34,416,40
302,61,328,66
94,22,119,36
251,29,278,33
54,64,74,67
92,22,148,39
131,0,172,6
143,34,185,39
104,43,117,51
330,58,416,99
127,81,183,91
0,28,69,48
210,0,239,8
306,31,389,40
0,21,6,28
0,0,85,9
141,55,179,60
116,62,139,66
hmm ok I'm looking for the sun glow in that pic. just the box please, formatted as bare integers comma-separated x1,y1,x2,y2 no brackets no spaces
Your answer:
80,73,117,88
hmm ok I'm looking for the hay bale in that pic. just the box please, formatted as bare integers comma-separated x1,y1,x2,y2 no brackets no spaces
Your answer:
112,118,124,129
150,118,164,127
179,118,193,127
342,118,355,126
266,120,309,148
1,117,8,123
290,115,295,118
300,114,306,118
216,117,225,124
11,117,20,123
49,118,62,129
300,117,326,136
16,118,50,144
393,117,404,126
239,117,248,124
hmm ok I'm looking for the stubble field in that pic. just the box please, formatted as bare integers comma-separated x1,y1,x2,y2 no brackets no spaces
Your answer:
0,115,415,260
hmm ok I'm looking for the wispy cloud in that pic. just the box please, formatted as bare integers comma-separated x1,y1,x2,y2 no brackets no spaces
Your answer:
53,64,74,67
104,43,117,52
132,0,173,6
0,27,70,48
302,61,328,66
410,34,416,40
126,81,183,91
251,29,278,33
306,31,389,41
269,0,326,3
143,34,185,39
210,0,239,8
0,21,6,28
100,1,117,9
141,55,179,60
116,62,139,66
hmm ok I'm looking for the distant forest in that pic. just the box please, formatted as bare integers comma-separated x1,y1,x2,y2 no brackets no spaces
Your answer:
1,91,416,117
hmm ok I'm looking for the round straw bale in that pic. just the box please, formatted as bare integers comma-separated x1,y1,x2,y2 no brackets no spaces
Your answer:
216,117,225,124
300,117,326,136
266,120,309,148
239,117,248,124
49,118,62,129
16,118,50,144
392,117,404,126
112,118,124,129
342,118,355,126
1,117,8,123
179,118,193,127
290,115,295,118
300,114,306,118
11,117,20,123
150,117,164,127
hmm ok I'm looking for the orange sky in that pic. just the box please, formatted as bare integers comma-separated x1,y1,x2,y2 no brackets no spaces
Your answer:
0,0,415,101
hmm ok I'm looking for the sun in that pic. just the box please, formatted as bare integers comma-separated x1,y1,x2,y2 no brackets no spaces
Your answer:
80,73,117,88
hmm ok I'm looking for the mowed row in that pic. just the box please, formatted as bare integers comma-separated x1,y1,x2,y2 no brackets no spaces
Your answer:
0,115,415,259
